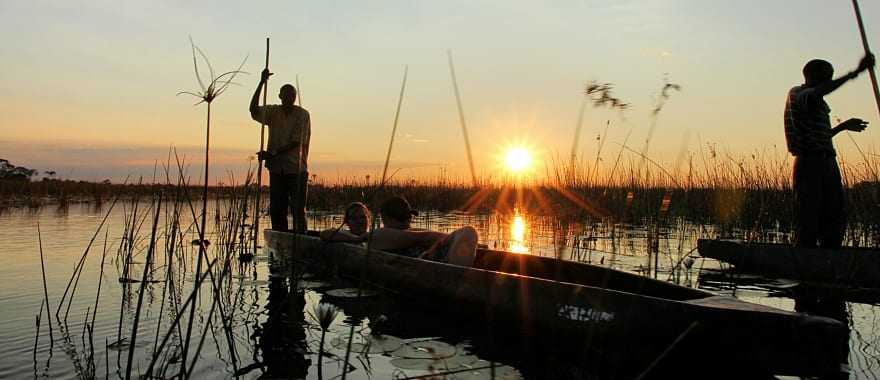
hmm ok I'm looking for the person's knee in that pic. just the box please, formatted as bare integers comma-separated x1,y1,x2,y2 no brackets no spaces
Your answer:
456,226,477,243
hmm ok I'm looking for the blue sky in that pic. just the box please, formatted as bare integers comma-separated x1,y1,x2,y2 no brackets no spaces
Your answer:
1,0,878,182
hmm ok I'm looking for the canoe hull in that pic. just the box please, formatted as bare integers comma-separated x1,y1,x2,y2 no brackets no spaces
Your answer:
698,239,880,287
268,231,847,377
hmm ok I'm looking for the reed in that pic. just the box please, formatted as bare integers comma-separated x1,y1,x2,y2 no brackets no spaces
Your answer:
176,37,246,378
36,221,54,343
123,194,161,380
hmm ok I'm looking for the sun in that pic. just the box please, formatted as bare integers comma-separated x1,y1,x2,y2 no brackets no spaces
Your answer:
504,147,532,173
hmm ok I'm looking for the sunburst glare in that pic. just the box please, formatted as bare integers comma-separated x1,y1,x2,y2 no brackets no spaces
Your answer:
504,147,532,173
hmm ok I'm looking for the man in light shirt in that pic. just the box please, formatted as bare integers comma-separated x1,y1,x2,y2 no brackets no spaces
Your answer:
250,68,311,233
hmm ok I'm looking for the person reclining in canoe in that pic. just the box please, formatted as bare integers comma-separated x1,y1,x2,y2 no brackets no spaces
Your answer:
371,196,478,267
319,202,371,243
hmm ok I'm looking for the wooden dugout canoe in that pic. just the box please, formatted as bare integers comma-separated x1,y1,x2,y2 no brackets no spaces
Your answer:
266,230,847,378
698,239,880,288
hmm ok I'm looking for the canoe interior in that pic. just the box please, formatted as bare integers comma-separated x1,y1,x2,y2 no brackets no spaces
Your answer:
304,230,710,301
473,248,710,301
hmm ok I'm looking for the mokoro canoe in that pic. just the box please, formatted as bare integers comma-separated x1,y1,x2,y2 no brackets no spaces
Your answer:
698,239,880,288
266,230,847,378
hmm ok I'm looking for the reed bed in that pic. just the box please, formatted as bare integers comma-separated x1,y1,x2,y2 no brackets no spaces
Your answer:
8,149,880,248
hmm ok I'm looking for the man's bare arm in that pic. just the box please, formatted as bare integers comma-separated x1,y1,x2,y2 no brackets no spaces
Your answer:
250,69,272,120
320,228,364,243
814,54,874,97
832,118,869,137
302,112,311,163
370,228,446,251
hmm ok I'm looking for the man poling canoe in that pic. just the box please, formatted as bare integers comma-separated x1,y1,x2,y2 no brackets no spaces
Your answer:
250,67,312,233
783,53,874,248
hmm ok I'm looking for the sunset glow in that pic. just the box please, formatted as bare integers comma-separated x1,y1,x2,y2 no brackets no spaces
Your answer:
504,147,532,174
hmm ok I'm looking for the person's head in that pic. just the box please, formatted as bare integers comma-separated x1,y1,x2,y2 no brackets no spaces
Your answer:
379,196,418,229
803,59,834,86
279,84,297,106
343,202,371,235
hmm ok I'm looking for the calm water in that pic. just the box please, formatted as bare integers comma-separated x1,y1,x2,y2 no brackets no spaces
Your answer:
2,202,880,379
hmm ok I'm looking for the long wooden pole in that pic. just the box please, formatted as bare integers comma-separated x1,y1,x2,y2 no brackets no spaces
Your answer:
852,0,880,120
253,37,269,256
447,50,479,187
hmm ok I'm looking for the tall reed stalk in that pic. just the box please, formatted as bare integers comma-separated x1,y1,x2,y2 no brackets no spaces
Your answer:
176,38,246,377
37,221,54,343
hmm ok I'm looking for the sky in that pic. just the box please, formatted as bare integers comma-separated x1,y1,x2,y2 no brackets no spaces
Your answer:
1,0,879,183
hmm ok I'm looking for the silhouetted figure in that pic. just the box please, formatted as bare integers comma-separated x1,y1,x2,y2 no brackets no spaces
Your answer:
371,196,478,266
250,69,311,233
319,202,371,243
784,54,874,248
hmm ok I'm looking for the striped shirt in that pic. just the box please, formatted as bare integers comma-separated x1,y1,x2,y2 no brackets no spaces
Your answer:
783,85,835,157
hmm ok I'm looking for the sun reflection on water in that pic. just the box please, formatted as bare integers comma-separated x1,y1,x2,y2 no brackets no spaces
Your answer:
509,211,529,253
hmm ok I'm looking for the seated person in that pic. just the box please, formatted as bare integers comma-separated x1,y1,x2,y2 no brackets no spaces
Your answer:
319,202,370,243
371,196,478,267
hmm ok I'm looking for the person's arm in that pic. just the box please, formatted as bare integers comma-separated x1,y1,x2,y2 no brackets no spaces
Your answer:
302,111,311,164
370,228,446,252
814,54,874,97
832,118,869,136
418,235,449,260
319,228,364,243
250,69,273,122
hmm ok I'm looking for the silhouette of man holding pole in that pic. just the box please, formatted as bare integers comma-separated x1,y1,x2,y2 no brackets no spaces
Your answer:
784,53,874,248
250,68,311,233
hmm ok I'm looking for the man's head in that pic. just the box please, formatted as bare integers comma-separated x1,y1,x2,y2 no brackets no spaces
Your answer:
380,196,418,229
279,84,297,106
803,59,834,86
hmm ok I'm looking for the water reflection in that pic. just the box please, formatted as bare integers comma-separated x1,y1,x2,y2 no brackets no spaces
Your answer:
792,288,850,380
7,203,880,379
509,211,529,254
256,271,310,378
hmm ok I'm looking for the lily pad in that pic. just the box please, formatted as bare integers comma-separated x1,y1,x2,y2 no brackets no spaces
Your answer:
325,288,379,298
296,280,332,290
445,354,480,368
452,361,522,380
330,334,404,354
390,357,461,371
390,340,457,359
239,279,269,286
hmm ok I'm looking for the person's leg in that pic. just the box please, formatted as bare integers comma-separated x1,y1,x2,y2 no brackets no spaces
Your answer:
819,158,846,249
269,172,290,231
291,171,308,234
793,157,822,248
444,226,478,267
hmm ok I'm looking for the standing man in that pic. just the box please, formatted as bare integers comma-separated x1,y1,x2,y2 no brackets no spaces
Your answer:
784,54,874,248
250,68,311,233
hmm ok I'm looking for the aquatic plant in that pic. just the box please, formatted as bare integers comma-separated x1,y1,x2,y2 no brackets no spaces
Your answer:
176,37,247,378
309,302,339,380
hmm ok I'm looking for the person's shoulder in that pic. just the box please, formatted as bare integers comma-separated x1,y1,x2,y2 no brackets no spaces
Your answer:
790,85,819,102
788,84,807,95
261,104,282,113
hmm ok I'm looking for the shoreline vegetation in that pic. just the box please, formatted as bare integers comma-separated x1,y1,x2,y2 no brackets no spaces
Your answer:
4,155,878,247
